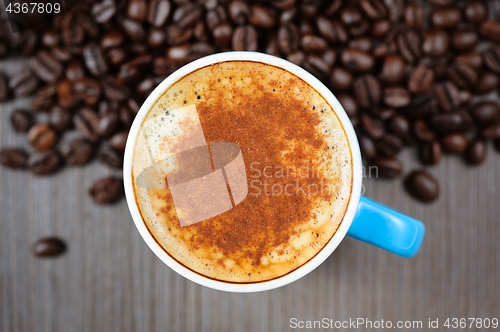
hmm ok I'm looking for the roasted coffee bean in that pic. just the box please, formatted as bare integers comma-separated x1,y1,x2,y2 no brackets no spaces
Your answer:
384,87,411,108
42,30,59,48
481,21,500,42
405,93,437,118
372,20,390,37
286,51,305,66
173,3,202,29
359,0,386,20
122,18,146,41
359,135,377,159
32,237,66,258
212,23,233,46
361,114,385,139
149,0,171,27
337,94,358,119
95,113,120,138
73,78,101,106
302,55,330,79
73,108,99,142
413,119,435,142
404,170,439,202
9,69,39,97
137,77,155,96
277,24,299,54
447,62,478,89
127,0,147,21
232,25,258,52
91,0,117,23
57,80,78,109
452,30,478,50
249,5,275,28
193,21,207,42
472,102,499,124
49,106,72,132
89,176,123,204
465,1,487,23
0,149,28,169
107,48,127,66
373,157,402,179
455,52,483,69
166,24,193,46
348,20,370,37
340,5,362,26
348,37,372,52
396,29,421,63
65,60,85,81
376,133,403,157
329,67,353,90
433,82,461,112
482,122,500,139
422,29,449,58
379,54,405,84
119,105,134,127
388,115,412,144
316,16,337,42
30,51,63,83
101,31,124,50
408,65,434,93
341,48,374,72
465,140,486,165
405,4,424,29
97,145,123,169
32,85,56,112
83,44,108,77
353,75,381,109
442,133,468,154
429,111,473,134
476,73,499,93
28,150,61,175
432,7,461,28
301,35,328,53
102,76,129,102
27,124,57,151
51,47,72,62
228,0,249,25
419,141,441,165
384,0,404,22
11,110,33,133
60,139,94,166
206,6,227,31
484,45,500,73
109,131,128,151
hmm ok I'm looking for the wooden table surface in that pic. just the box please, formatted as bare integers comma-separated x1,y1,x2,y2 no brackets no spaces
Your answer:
1,59,499,332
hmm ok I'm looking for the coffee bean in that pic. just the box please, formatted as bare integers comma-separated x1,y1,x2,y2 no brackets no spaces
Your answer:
442,133,468,154
30,51,63,83
455,52,483,69
405,4,424,29
89,176,123,204
361,114,385,139
11,110,33,133
447,62,478,89
173,4,202,29
383,87,411,108
83,44,108,77
122,18,146,41
359,0,386,20
404,170,439,202
73,108,100,142
430,111,473,134
32,237,66,257
484,45,500,73
248,5,275,28
482,123,500,140
316,16,337,42
97,145,123,169
102,76,129,102
212,23,233,46
109,131,129,151
91,0,117,23
433,81,461,112
413,119,435,142
452,30,478,50
465,1,487,23
51,47,72,62
396,29,421,63
341,48,374,72
422,29,449,58
481,21,500,42
372,20,391,37
28,150,61,175
432,7,461,28
9,69,39,97
56,80,78,110
148,0,171,27
232,25,258,52
60,139,94,166
376,133,403,157
0,148,28,169
329,67,352,90
476,73,499,93
348,37,372,52
74,78,101,106
96,112,120,138
0,74,7,101
388,115,412,144
337,94,358,119
302,55,330,79
27,124,57,151
340,5,362,26
404,93,437,118
42,30,59,48
373,157,402,179
379,54,406,83
353,75,381,108
420,141,441,165
47,106,71,132
465,140,486,165
383,0,404,22
301,35,328,53
472,102,499,124
277,24,300,54
359,135,377,159
127,0,147,22
408,65,434,93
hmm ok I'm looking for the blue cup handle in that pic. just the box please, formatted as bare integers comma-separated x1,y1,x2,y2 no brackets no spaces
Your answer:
346,196,425,258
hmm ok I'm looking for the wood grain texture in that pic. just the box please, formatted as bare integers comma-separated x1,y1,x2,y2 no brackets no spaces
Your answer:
1,64,499,332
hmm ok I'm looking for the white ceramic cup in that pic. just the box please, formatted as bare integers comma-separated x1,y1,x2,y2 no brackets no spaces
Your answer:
124,52,363,292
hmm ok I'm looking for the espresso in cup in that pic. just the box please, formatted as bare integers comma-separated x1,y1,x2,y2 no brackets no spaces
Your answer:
131,61,352,282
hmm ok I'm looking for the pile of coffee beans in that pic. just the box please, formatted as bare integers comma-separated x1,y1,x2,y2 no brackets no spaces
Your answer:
1,0,500,209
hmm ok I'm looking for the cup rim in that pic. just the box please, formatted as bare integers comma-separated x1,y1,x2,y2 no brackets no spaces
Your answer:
123,51,362,292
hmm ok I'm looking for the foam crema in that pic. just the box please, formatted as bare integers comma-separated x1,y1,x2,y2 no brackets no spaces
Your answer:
131,61,352,283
